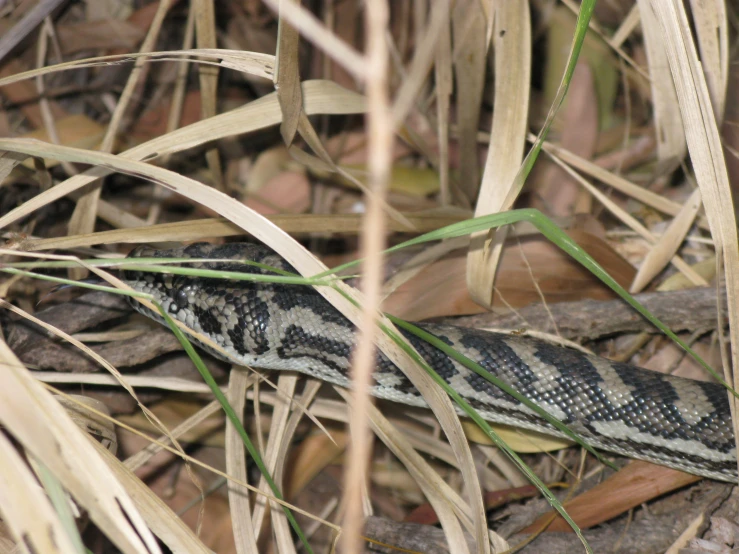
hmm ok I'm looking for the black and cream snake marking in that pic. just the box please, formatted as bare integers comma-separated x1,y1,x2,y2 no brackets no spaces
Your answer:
123,242,737,482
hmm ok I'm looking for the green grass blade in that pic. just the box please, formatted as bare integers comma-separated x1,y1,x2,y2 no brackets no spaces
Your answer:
155,305,315,554
33,458,87,553
0,268,153,299
325,207,732,395
119,263,339,286
511,0,596,194
2,258,342,287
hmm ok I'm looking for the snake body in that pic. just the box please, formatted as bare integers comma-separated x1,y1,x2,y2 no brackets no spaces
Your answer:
124,242,737,482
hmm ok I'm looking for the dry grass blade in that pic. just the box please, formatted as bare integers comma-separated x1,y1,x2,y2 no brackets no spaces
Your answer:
44,384,339,532
226,371,259,554
630,187,703,292
0,150,28,181
271,381,323,553
646,0,739,472
252,374,298,542
610,4,640,47
475,445,530,488
538,138,711,231
637,0,686,165
0,80,366,230
275,1,303,145
686,0,728,119
193,0,224,191
261,0,365,80
391,0,450,128
124,399,225,473
33,371,223,392
36,19,79,178
1,137,485,552
0,340,160,553
341,1,393,551
161,8,196,168
466,1,531,308
450,0,486,202
0,431,81,554
434,5,453,206
0,0,64,62
88,439,212,553
545,152,708,288
398,420,512,489
68,0,174,250
0,49,275,88
665,514,707,553
335,388,480,554
20,212,467,251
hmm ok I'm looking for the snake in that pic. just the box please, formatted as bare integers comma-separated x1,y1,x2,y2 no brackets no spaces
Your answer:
123,242,737,483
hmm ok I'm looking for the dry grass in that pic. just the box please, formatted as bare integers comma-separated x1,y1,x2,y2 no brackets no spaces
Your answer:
0,1,736,553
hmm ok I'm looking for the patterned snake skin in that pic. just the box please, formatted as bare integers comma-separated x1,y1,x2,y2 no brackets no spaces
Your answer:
124,243,737,482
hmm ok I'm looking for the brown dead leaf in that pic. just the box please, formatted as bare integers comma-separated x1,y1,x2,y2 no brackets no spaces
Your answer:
286,430,348,498
406,485,540,526
520,461,700,533
19,114,106,168
245,170,311,215
532,62,599,216
384,229,636,321
0,59,67,128
130,90,205,143
122,429,237,553
640,338,722,383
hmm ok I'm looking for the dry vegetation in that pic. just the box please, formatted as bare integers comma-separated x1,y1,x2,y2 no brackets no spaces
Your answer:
0,0,738,553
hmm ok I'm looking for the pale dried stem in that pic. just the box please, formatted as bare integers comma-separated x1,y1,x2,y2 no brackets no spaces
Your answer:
341,1,392,552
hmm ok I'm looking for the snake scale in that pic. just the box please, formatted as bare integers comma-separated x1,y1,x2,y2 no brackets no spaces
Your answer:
123,242,736,482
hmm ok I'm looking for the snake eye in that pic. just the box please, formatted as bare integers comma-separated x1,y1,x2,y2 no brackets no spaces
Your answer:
175,288,189,309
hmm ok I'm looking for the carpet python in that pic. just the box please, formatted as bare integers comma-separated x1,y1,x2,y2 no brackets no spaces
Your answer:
124,242,736,482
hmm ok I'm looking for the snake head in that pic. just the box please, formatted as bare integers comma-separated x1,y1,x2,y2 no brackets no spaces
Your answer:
121,242,310,362
125,242,293,273
122,241,298,327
